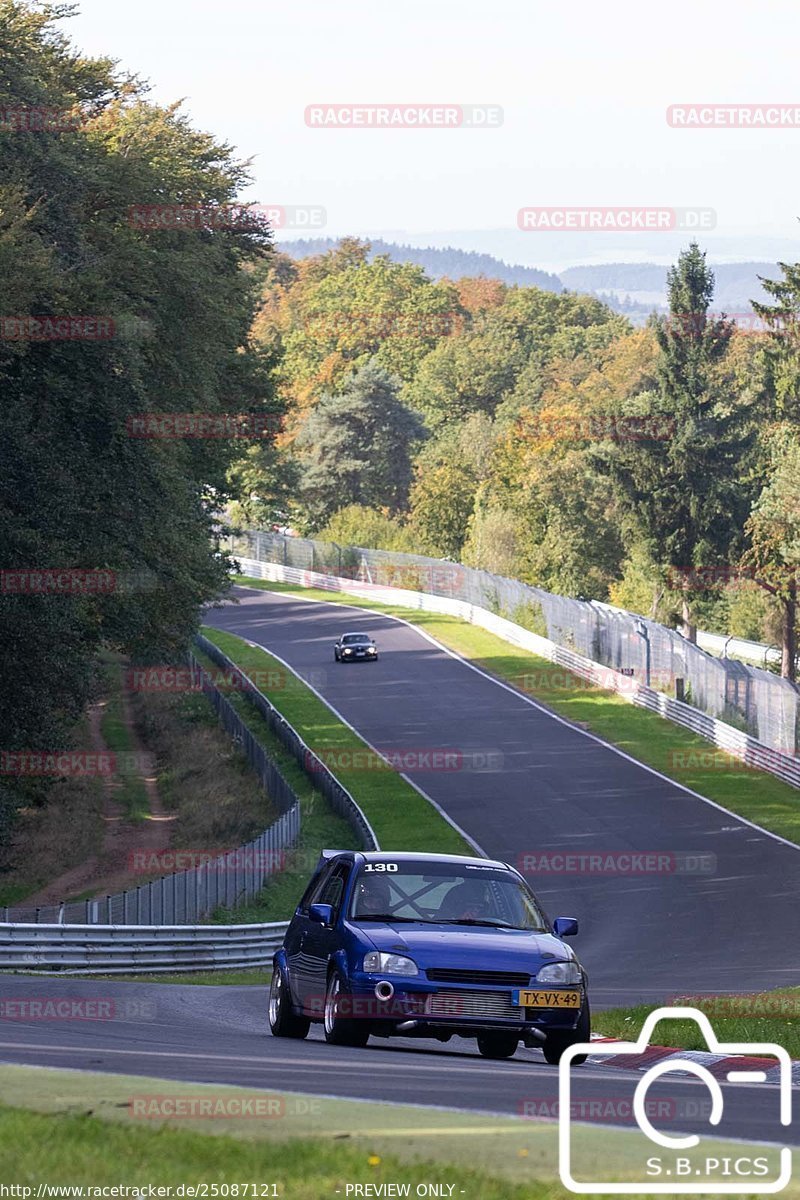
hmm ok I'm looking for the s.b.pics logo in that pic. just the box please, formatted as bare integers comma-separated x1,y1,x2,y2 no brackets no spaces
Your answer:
558,1007,792,1194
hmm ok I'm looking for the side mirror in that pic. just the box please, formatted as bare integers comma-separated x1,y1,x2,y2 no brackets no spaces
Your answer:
553,916,578,938
309,902,334,927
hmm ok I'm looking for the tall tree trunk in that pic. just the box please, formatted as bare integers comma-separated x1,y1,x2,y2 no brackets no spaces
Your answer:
681,577,697,644
780,581,797,681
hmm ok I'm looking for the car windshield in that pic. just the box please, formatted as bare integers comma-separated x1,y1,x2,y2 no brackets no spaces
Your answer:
349,861,548,931
342,634,371,645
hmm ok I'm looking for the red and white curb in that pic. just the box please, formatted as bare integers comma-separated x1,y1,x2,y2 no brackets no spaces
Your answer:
587,1036,800,1086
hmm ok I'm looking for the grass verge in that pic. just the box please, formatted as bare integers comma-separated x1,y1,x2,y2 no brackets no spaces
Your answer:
1,1065,793,1194
191,642,360,923
596,988,800,1057
199,627,471,856
233,577,800,846
99,657,150,822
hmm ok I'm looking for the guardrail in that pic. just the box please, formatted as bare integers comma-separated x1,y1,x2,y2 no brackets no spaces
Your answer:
0,920,289,975
195,634,379,851
234,556,800,793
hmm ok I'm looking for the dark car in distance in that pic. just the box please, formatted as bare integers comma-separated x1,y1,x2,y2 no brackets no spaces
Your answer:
334,632,378,662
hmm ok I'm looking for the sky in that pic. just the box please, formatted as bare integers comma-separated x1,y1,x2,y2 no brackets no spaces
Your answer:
58,0,800,270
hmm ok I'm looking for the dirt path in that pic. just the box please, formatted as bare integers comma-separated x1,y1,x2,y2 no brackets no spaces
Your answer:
24,691,176,907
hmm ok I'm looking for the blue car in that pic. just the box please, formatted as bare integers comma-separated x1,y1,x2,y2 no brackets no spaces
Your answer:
269,850,589,1062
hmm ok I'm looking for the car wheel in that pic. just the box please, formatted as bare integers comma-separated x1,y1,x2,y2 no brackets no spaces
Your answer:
268,967,310,1039
476,1032,518,1059
542,1001,590,1065
323,970,370,1047
334,650,340,661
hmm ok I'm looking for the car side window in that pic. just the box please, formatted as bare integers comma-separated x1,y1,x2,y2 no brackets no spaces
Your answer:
300,861,337,912
311,861,350,916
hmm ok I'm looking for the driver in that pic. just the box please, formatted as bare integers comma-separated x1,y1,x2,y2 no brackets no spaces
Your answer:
354,874,393,918
441,879,491,921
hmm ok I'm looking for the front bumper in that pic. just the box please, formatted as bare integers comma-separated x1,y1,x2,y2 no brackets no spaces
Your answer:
347,973,586,1033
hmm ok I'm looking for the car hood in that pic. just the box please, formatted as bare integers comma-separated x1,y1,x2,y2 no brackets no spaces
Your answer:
352,921,575,969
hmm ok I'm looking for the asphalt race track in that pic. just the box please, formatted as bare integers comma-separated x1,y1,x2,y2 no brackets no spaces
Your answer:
206,588,800,1002
0,975,794,1147
1,585,798,1144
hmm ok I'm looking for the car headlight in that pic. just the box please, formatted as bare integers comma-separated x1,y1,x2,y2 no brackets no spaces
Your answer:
536,960,582,985
343,648,352,655
367,646,376,654
363,951,418,976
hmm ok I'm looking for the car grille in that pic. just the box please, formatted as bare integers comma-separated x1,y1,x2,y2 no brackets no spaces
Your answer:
425,989,520,1021
426,968,531,986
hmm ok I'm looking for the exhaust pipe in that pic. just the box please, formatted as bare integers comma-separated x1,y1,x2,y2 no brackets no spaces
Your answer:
523,1029,547,1046
374,980,394,1001
396,1019,419,1032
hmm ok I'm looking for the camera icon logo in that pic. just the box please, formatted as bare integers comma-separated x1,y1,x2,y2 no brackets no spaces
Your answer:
558,1006,792,1194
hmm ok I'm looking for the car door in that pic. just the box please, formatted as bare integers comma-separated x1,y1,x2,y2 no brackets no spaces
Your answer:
286,860,337,1010
301,859,352,1015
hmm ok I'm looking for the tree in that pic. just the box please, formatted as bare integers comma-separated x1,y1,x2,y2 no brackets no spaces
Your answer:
742,428,800,679
295,360,424,529
596,244,755,641
0,1,277,840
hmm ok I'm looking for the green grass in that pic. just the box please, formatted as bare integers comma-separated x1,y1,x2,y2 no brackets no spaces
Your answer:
233,576,800,847
596,988,800,1057
99,658,150,822
200,626,471,856
2,1064,794,1195
191,641,361,923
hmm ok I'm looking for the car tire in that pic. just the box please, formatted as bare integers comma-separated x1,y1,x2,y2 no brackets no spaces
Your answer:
476,1032,518,1059
542,1001,590,1065
323,970,370,1047
268,967,310,1039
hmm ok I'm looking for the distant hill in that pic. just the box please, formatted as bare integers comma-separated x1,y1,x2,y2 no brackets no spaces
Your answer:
560,261,784,314
277,239,786,321
278,237,564,292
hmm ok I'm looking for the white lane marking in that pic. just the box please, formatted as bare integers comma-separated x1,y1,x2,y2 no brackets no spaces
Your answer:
0,1036,782,1094
230,585,800,853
